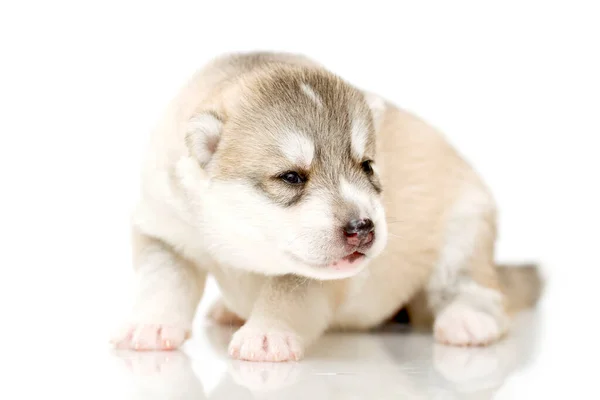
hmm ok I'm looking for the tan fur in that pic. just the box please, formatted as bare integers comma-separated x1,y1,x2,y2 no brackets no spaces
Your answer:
496,264,544,314
207,298,245,326
113,51,542,359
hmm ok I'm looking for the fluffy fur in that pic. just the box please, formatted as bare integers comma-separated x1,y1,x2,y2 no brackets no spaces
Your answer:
111,52,543,361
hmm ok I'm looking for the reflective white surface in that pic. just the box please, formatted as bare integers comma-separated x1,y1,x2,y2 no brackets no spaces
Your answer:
101,312,541,399
109,313,541,400
6,274,599,399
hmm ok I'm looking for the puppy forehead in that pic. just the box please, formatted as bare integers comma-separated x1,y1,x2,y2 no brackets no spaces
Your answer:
223,69,376,173
278,131,315,167
248,69,370,126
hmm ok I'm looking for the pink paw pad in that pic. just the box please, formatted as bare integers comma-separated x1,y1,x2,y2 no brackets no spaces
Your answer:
228,328,304,362
110,324,189,351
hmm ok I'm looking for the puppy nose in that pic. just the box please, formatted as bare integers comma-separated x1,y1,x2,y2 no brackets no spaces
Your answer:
343,218,374,239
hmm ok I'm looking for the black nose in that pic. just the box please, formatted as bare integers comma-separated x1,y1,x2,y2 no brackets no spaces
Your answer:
344,218,374,237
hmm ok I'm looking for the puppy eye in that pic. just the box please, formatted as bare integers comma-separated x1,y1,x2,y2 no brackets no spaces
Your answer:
361,160,374,175
280,171,306,185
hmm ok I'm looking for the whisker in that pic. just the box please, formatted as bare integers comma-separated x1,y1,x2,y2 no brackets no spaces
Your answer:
285,230,314,247
289,276,309,294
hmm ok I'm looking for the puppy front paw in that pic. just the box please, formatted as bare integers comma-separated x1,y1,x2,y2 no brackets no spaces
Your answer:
434,303,506,346
228,324,304,362
111,323,190,351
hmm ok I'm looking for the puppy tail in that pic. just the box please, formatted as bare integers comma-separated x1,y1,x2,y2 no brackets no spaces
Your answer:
496,263,545,313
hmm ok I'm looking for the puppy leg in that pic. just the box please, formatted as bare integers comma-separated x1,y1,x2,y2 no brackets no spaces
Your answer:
431,274,508,347
228,276,341,362
111,229,206,350
427,188,509,346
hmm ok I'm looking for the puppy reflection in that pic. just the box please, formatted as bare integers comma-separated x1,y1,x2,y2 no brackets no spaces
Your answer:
112,349,207,400
429,310,542,397
113,313,540,399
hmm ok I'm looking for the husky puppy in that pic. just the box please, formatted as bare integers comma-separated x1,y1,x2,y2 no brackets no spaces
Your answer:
111,52,542,361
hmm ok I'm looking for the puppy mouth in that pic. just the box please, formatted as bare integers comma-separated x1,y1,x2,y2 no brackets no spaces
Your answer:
286,250,367,270
328,251,366,270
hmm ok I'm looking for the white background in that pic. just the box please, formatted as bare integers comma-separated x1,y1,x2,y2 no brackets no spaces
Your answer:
1,1,599,398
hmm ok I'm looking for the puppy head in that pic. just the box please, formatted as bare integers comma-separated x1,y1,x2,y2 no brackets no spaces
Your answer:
182,66,388,280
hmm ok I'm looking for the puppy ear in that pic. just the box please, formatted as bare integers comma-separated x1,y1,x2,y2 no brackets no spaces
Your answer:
184,111,223,168
363,91,387,130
